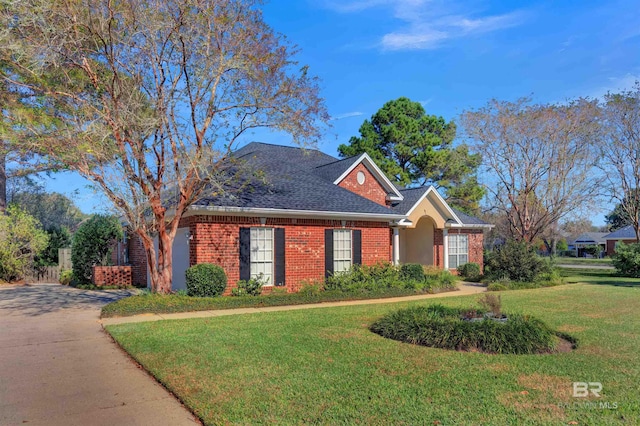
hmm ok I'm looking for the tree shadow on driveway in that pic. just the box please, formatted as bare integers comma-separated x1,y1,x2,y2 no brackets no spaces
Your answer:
0,284,137,317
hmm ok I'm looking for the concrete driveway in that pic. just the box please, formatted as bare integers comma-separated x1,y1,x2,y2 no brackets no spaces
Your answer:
0,284,198,426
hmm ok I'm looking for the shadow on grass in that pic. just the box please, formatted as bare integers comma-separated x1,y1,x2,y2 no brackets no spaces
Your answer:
562,270,640,288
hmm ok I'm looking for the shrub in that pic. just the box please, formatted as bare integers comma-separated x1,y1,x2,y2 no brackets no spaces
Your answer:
484,240,548,283
185,263,227,297
457,262,481,281
59,269,74,285
370,305,562,355
612,242,640,278
325,263,405,292
232,274,267,296
0,205,49,282
400,263,425,282
487,283,508,292
72,215,123,284
478,294,502,316
299,280,323,296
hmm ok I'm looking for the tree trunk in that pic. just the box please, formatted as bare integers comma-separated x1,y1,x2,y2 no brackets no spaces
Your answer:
0,153,6,213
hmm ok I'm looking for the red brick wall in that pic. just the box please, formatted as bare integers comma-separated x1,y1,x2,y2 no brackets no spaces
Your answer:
606,239,636,256
92,266,132,287
128,233,148,287
337,163,388,206
179,215,391,293
434,229,443,268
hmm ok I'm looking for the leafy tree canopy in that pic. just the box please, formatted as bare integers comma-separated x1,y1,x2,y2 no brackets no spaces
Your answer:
9,179,86,231
605,192,637,232
338,97,484,213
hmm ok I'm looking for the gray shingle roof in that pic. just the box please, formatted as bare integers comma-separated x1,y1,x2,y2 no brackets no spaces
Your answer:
604,225,637,240
389,187,430,214
569,232,608,245
389,186,489,226
192,142,403,217
451,207,490,226
313,156,360,182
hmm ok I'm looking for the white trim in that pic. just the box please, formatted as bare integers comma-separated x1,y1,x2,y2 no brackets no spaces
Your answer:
404,186,462,224
443,228,449,269
402,186,493,229
333,153,404,200
447,223,494,229
392,227,400,266
186,205,405,221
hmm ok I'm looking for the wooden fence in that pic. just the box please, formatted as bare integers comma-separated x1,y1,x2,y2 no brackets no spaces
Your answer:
26,266,60,284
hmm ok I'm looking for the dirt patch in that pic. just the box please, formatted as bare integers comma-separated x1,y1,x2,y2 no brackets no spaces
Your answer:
555,337,574,353
498,373,573,422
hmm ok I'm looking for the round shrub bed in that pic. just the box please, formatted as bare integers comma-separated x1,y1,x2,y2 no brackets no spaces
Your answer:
370,304,575,355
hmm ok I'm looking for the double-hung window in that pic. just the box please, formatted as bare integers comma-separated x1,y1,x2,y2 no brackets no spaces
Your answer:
250,227,274,285
333,229,352,273
448,234,468,269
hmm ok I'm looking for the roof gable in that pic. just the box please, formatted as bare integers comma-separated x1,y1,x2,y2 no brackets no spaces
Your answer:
390,186,491,228
332,153,403,200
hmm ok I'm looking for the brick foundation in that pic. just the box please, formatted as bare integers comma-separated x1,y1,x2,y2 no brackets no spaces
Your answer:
92,266,132,287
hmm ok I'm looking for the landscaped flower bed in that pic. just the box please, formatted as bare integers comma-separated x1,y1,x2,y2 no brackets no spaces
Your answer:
370,303,577,354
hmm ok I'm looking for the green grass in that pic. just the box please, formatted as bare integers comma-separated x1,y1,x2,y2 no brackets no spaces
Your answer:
556,257,613,266
560,268,640,287
101,286,455,318
107,278,640,425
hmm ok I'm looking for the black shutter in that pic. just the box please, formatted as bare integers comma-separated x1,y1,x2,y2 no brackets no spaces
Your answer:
352,230,362,265
239,228,251,281
275,228,285,286
325,229,334,278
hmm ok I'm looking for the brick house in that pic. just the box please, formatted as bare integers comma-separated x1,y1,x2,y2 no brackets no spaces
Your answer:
124,142,492,291
604,225,638,256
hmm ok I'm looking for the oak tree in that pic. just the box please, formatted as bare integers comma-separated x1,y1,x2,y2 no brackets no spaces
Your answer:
461,98,600,244
1,0,328,292
599,83,640,241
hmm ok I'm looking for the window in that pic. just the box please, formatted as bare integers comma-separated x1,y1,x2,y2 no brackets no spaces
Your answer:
333,229,352,273
250,227,273,285
448,234,468,269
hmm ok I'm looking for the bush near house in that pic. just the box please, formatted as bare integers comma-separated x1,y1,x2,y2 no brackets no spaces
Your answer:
611,242,640,278
72,215,123,284
457,262,481,281
102,262,459,318
185,263,227,297
232,274,267,296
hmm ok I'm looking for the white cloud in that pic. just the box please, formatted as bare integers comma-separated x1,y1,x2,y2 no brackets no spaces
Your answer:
331,111,365,120
322,0,526,51
588,73,640,99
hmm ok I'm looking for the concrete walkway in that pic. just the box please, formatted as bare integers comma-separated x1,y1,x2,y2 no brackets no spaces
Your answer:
102,282,486,326
0,284,198,426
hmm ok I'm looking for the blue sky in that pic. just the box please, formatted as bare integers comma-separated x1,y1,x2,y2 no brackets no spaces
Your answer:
41,0,639,224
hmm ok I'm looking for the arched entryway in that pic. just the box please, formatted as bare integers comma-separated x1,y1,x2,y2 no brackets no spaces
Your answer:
400,216,435,266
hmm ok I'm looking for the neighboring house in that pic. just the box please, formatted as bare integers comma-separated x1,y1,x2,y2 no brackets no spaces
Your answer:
123,143,492,292
567,232,608,257
604,225,638,256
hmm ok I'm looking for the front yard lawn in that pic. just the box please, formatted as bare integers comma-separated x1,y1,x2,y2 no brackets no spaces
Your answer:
106,281,640,425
